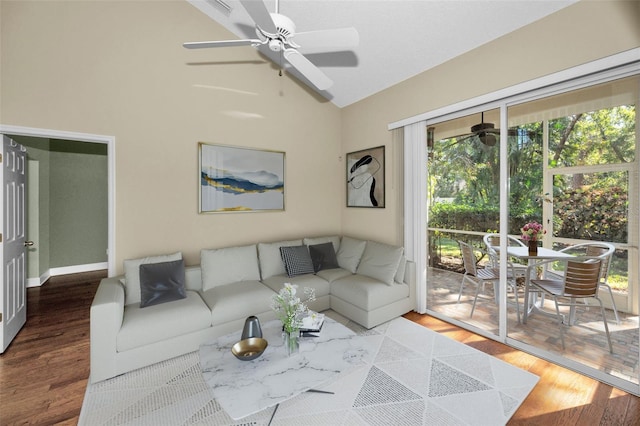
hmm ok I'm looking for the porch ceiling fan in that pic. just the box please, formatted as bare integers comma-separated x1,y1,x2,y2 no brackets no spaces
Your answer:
455,112,504,147
183,0,359,91
439,112,538,150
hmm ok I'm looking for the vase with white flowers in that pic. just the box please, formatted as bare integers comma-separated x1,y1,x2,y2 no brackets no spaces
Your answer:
270,283,315,356
521,221,546,254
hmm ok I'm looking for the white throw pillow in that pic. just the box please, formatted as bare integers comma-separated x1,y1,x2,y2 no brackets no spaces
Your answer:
336,236,367,273
395,255,407,284
356,241,404,285
303,236,341,253
123,252,183,305
257,239,302,279
201,244,260,291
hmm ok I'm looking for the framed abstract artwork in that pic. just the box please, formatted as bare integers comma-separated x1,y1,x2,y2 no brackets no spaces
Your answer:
199,143,285,213
346,145,385,208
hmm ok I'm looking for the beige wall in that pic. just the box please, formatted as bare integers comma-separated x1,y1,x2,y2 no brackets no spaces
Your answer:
0,1,343,272
341,0,640,245
2,1,639,273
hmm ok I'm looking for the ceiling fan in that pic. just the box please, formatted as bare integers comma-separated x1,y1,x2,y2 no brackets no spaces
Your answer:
183,0,359,91
439,112,539,150
455,112,502,147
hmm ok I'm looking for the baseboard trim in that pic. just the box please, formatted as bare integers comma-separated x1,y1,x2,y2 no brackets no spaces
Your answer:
27,271,51,288
50,262,109,276
27,262,108,287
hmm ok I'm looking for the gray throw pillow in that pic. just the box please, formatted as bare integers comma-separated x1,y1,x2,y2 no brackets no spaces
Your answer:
280,245,315,277
309,242,339,272
123,252,183,305
139,259,187,308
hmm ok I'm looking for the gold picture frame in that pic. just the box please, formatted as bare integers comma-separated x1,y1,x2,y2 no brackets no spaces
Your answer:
199,143,285,213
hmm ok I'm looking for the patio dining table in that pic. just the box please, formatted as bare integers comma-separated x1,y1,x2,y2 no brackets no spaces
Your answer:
497,246,574,323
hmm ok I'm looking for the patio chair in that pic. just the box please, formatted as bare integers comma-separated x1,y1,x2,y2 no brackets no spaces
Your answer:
483,233,527,249
529,258,613,354
457,241,521,322
483,233,528,278
544,242,619,324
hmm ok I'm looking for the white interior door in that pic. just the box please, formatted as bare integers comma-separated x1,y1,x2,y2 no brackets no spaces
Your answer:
1,135,27,353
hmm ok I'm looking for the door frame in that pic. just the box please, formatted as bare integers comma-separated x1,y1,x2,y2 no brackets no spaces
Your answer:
0,125,115,276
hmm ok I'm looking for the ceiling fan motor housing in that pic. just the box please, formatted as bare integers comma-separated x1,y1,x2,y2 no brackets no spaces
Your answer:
471,122,495,133
271,14,295,39
257,13,297,52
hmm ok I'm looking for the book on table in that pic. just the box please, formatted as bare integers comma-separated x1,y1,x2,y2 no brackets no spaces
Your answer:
301,312,325,332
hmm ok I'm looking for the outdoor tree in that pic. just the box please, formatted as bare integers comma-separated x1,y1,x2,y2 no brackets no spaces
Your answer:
428,105,635,270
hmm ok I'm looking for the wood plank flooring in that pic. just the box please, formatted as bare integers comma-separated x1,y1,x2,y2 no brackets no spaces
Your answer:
1,271,639,425
0,271,103,425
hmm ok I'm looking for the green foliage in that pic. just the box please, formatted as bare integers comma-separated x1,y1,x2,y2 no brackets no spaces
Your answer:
429,105,634,241
549,106,635,168
554,186,628,242
429,203,540,235
428,104,634,292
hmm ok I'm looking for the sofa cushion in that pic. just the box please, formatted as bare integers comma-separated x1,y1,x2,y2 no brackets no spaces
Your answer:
258,239,302,279
280,245,315,277
261,274,331,299
139,259,187,308
395,255,407,284
331,274,410,311
336,237,366,273
308,242,339,272
117,291,211,351
201,244,260,291
316,267,352,283
303,236,341,253
356,241,404,285
199,280,276,324
123,252,183,305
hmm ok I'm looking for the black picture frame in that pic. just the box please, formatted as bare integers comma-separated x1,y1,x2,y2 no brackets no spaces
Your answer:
346,146,385,208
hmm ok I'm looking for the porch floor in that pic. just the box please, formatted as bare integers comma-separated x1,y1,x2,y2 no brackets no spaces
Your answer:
427,267,639,385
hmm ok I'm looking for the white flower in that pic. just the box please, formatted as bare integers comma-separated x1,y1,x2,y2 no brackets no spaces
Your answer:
271,283,315,333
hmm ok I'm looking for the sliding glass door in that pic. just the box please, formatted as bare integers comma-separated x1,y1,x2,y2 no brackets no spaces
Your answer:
505,75,638,389
424,73,639,394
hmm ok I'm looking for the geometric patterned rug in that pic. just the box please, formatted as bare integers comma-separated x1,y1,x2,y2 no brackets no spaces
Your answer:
79,314,538,425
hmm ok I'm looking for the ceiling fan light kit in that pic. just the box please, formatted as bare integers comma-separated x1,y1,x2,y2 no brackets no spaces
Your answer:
183,0,359,91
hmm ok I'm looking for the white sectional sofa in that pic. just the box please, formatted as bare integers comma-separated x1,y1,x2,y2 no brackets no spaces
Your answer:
90,236,416,383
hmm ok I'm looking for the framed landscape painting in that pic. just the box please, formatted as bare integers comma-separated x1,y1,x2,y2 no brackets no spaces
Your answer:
199,143,285,213
346,146,385,208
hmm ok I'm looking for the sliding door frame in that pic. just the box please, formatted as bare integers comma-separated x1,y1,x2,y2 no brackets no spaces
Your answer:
392,49,640,396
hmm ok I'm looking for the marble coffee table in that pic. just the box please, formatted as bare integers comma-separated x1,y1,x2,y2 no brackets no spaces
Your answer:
200,316,373,421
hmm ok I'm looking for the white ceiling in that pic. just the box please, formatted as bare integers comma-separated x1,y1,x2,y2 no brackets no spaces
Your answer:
187,0,578,108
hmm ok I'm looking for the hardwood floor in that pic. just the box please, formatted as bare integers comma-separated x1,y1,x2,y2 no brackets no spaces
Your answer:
0,271,103,426
1,272,639,425
404,312,640,425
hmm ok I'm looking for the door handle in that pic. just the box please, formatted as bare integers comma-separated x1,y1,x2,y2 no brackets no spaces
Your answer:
24,241,34,247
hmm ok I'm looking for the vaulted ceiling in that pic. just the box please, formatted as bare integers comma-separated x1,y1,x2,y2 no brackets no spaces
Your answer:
187,0,578,107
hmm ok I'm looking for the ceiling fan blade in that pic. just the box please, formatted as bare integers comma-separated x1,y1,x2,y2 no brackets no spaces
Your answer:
456,135,475,144
448,132,473,140
239,0,277,34
183,39,261,49
293,28,359,54
284,49,333,90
